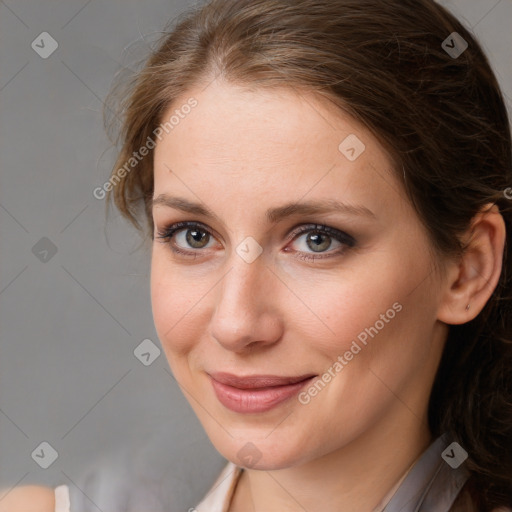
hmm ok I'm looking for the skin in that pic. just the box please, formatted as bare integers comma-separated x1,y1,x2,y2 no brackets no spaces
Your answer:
0,486,55,512
149,78,505,512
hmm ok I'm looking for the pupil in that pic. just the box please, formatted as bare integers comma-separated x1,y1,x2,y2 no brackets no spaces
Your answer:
187,229,208,248
308,232,330,252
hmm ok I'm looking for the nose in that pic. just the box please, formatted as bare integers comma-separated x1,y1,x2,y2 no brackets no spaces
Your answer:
209,253,283,353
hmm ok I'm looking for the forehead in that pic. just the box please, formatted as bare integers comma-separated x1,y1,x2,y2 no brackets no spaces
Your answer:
155,79,373,160
152,79,404,219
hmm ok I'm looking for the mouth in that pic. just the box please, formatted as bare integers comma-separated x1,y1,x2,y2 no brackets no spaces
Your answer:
208,372,317,413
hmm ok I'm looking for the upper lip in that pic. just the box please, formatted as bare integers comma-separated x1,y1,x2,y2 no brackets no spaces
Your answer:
208,372,316,389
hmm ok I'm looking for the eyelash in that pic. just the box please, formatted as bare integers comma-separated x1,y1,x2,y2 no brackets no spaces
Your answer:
154,221,356,262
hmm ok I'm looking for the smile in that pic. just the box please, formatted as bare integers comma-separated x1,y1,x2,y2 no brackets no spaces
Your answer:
208,372,317,413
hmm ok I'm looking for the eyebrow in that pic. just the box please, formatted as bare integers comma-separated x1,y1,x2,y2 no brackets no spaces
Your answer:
151,194,375,223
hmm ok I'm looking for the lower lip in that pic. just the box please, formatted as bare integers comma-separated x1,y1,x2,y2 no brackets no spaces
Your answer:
209,376,315,413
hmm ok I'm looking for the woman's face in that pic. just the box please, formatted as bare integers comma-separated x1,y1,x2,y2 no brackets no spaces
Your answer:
151,79,448,469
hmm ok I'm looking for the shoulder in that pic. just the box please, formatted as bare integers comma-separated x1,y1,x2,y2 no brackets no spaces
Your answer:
0,485,56,512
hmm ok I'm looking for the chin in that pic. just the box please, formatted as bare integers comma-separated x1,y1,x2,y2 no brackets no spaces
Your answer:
211,433,310,470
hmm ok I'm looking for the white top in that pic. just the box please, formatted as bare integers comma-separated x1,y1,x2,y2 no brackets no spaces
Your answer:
53,485,70,512
194,462,242,512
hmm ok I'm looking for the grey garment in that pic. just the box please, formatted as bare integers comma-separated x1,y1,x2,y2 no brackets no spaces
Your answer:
64,432,227,512
383,432,470,512
65,446,195,512
66,455,167,512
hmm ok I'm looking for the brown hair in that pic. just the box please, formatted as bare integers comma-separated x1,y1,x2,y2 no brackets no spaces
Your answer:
103,0,512,509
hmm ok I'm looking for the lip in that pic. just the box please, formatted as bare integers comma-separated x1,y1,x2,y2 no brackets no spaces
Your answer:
208,372,317,413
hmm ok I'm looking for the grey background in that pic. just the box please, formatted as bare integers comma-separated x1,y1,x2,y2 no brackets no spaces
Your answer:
0,0,510,510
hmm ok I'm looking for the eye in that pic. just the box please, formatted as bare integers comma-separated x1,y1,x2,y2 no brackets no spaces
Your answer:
155,221,218,257
286,224,356,261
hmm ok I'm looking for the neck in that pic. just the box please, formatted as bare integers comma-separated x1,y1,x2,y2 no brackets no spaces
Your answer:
231,411,433,512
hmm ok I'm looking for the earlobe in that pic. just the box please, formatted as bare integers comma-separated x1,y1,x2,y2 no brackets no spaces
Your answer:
436,203,506,326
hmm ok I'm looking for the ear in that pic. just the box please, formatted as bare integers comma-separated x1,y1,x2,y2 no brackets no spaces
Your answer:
437,203,506,325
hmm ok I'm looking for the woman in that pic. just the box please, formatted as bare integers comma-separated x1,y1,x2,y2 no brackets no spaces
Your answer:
3,0,511,510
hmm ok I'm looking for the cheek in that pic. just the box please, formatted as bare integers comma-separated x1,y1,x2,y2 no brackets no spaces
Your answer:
285,261,411,356
150,251,209,357
318,268,436,397
296,254,434,387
